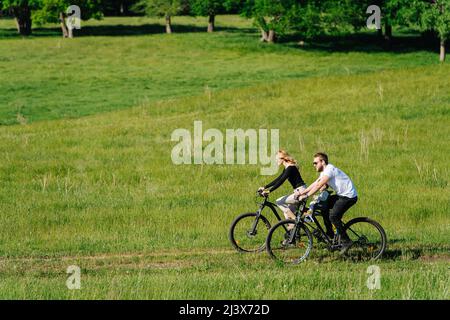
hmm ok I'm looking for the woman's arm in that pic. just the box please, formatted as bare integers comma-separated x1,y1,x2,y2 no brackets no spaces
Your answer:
264,173,283,189
265,168,289,192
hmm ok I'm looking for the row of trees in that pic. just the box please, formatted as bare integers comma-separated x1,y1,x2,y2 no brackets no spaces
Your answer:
0,0,102,36
0,0,226,36
1,0,448,60
133,0,449,61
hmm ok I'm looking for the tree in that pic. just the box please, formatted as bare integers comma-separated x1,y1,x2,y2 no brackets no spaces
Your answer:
32,0,102,38
400,0,449,62
1,0,41,35
241,0,301,43
1,0,102,37
190,0,222,32
295,0,338,40
133,0,185,33
223,0,244,14
377,0,409,42
421,0,450,62
318,0,400,42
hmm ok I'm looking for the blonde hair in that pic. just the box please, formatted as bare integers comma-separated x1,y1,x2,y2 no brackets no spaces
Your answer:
278,149,298,167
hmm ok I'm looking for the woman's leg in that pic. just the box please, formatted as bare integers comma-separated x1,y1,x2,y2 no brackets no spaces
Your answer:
276,192,301,220
276,186,307,230
276,195,296,220
277,186,307,218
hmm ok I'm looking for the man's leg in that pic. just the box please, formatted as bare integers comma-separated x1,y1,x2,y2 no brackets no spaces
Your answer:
329,196,358,242
322,195,338,239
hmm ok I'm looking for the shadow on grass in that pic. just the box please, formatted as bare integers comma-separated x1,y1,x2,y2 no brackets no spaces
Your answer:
382,245,450,261
0,21,443,56
310,240,449,264
0,23,256,38
280,32,442,54
387,238,409,245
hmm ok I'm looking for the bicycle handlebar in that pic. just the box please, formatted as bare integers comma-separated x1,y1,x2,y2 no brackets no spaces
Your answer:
256,189,269,198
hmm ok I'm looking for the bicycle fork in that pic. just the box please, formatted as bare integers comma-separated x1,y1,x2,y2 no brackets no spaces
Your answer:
248,206,264,236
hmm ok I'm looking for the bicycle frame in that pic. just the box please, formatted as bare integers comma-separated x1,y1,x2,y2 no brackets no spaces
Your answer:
289,201,336,247
252,195,349,248
249,195,284,235
303,215,334,245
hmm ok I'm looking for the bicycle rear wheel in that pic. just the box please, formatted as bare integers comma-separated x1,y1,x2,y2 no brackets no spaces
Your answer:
343,217,387,261
229,212,271,253
266,220,313,264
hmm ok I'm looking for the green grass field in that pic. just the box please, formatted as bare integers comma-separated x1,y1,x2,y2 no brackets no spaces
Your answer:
0,15,441,125
0,16,449,299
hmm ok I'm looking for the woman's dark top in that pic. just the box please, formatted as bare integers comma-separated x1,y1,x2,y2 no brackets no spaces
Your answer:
264,165,306,192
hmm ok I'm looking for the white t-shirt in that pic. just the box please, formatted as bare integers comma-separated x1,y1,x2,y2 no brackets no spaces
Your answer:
320,164,357,198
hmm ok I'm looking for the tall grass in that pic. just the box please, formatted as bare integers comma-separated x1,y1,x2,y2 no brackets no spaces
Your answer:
2,64,448,255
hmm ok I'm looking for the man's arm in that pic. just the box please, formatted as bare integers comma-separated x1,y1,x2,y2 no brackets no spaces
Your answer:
294,177,319,198
300,175,323,194
300,175,329,199
301,179,319,194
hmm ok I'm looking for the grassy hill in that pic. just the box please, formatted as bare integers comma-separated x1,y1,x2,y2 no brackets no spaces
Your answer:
0,16,442,125
0,16,448,299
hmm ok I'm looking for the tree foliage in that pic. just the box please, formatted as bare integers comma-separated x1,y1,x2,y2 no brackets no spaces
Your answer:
190,0,222,17
0,0,102,35
32,0,102,25
132,0,184,18
240,0,300,41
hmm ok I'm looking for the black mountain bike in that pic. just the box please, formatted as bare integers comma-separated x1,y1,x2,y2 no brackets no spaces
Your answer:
266,197,387,264
229,190,283,253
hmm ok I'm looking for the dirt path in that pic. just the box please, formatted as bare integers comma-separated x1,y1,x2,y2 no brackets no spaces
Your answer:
0,245,448,275
0,247,235,263
0,248,237,274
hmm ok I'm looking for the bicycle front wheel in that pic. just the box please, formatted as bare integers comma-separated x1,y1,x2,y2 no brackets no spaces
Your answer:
343,217,387,261
229,212,271,253
266,220,313,264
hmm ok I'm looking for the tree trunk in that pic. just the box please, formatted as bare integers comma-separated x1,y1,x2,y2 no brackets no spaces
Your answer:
59,12,69,38
384,22,392,42
440,39,446,62
14,18,20,32
260,28,269,42
207,15,215,33
267,30,276,43
13,5,32,36
377,27,383,39
256,17,269,42
165,15,172,34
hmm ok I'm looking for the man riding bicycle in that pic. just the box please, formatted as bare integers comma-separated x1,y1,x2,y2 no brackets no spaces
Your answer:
296,152,358,252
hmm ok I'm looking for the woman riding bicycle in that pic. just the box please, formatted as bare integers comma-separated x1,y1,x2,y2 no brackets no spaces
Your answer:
258,150,307,223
